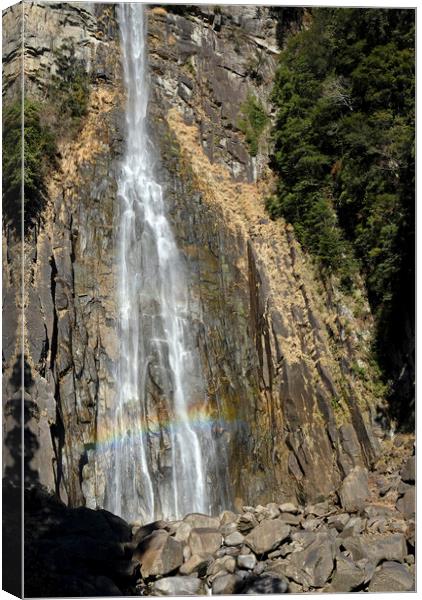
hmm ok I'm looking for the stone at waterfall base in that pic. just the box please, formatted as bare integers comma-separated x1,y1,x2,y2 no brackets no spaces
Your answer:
188,528,222,556
151,576,203,596
245,519,290,554
134,530,183,578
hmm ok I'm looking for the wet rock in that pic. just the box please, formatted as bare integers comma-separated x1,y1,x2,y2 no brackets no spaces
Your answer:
368,561,414,592
339,466,369,512
135,530,183,578
237,554,257,570
245,519,290,555
151,575,203,596
188,528,222,556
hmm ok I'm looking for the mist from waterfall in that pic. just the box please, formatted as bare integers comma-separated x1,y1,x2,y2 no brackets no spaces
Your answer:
96,3,230,524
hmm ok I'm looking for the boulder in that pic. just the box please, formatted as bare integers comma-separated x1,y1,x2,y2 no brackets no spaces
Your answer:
279,502,300,514
134,530,183,578
282,532,335,588
339,466,369,512
278,512,301,526
237,554,257,570
265,503,281,519
207,556,236,576
151,576,202,596
245,519,290,555
341,533,407,565
188,528,222,556
183,513,220,529
304,501,330,517
237,512,258,534
368,561,414,592
211,573,239,595
327,556,368,592
219,510,237,526
235,573,289,594
327,513,350,531
396,487,415,519
400,456,415,483
174,521,192,544
179,554,210,576
224,531,244,546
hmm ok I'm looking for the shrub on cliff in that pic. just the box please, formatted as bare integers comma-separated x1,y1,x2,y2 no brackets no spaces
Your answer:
3,100,56,231
238,94,269,157
51,40,91,125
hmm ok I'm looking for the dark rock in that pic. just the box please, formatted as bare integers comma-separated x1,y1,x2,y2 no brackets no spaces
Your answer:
234,572,289,594
327,513,350,531
400,456,415,483
237,512,258,534
134,530,183,578
283,532,335,588
245,519,290,555
396,486,415,518
368,561,414,592
341,533,407,565
326,556,367,592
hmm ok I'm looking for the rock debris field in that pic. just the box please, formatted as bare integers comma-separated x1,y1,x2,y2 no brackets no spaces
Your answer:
22,434,415,596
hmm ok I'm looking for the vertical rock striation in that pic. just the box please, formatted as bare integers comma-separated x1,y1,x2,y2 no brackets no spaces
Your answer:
3,3,385,516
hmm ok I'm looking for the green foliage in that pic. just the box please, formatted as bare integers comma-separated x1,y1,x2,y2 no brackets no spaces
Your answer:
270,8,415,411
3,100,56,231
238,94,269,156
51,40,90,125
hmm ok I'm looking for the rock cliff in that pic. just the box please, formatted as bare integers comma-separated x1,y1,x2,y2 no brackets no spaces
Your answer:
3,2,387,514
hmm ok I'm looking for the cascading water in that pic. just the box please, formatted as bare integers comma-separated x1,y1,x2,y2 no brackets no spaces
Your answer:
95,4,230,524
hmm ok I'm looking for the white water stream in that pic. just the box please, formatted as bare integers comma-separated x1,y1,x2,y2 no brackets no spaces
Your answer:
97,4,228,523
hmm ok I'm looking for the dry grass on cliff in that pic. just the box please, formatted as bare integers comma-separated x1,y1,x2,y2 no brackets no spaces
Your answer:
166,108,377,416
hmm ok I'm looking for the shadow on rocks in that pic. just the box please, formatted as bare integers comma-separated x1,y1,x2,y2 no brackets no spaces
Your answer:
24,485,137,597
233,572,289,594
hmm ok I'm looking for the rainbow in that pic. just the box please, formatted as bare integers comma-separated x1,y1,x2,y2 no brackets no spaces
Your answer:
86,403,245,453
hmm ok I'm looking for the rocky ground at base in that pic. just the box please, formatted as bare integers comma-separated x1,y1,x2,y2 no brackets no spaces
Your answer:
19,433,415,596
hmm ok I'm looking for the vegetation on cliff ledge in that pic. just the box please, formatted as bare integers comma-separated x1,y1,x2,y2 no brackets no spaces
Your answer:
269,8,415,422
3,100,57,231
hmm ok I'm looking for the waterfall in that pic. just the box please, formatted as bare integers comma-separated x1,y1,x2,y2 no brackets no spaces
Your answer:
94,4,229,524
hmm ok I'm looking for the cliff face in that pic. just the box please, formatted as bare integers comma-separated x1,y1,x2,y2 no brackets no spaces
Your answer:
4,3,383,511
